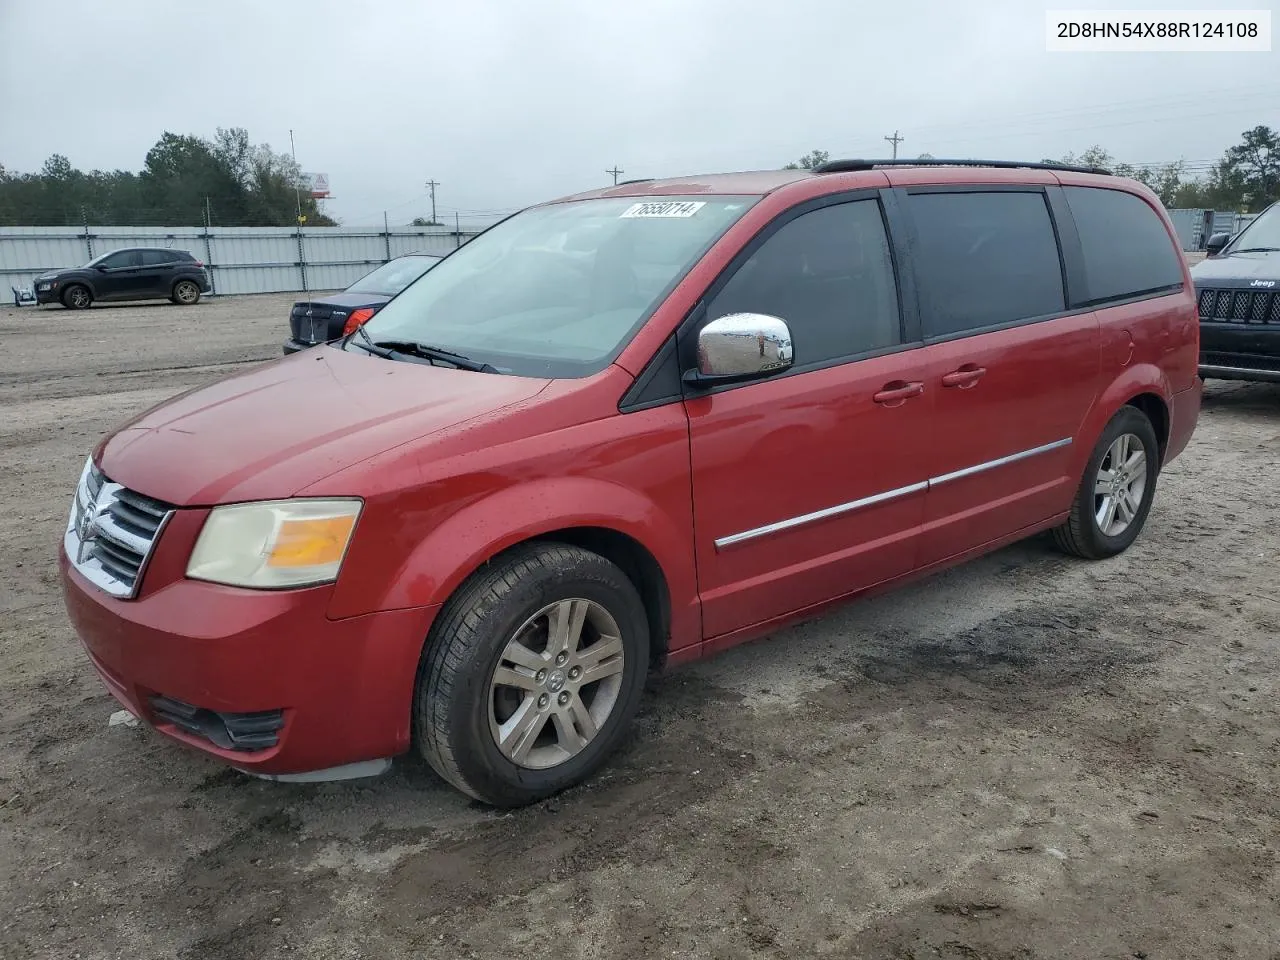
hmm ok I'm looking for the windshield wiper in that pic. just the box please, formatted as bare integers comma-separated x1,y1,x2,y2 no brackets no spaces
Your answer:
375,340,501,373
1231,246,1280,253
346,325,499,372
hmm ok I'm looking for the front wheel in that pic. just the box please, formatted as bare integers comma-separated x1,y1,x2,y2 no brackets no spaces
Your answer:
414,543,649,807
171,280,201,305
1052,406,1160,560
62,284,92,309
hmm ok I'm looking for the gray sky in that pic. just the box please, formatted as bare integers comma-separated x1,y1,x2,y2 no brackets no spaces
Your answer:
2,0,1277,226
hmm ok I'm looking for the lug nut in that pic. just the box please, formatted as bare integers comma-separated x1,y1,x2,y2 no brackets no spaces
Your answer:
568,666,582,680
555,651,568,666
536,669,547,683
538,694,549,708
557,691,570,706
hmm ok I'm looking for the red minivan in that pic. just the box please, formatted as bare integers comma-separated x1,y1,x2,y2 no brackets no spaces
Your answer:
59,159,1201,806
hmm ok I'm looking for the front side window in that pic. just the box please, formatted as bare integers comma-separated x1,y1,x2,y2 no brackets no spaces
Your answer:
94,250,141,269
1064,186,1183,303
354,196,758,377
704,199,901,366
907,191,1065,338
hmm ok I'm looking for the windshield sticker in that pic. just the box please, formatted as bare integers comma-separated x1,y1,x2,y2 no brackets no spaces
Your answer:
620,201,706,219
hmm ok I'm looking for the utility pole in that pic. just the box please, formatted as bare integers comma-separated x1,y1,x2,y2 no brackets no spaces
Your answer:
425,179,439,225
883,130,904,160
288,129,305,224
606,165,624,185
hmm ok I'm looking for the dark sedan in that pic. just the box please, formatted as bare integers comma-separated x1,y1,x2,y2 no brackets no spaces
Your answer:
34,247,211,309
283,253,442,354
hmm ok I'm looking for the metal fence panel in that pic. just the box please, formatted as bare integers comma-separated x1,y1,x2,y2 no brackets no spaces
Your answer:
0,224,478,298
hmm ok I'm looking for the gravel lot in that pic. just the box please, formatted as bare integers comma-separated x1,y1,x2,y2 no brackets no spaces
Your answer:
1,287,1277,960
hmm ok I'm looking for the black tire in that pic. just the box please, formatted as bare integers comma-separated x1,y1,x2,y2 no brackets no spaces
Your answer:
1052,406,1160,560
171,280,201,305
62,284,92,310
414,542,649,807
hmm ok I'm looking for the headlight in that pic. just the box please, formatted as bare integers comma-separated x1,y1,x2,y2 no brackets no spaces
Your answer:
186,499,362,589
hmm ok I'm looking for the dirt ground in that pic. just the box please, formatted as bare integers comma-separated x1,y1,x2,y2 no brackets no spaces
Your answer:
1,288,1277,960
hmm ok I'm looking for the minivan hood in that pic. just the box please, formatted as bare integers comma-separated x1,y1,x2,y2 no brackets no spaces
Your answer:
97,346,550,506
1191,250,1280,284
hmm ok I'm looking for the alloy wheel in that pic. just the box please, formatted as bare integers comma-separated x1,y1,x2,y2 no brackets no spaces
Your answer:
1094,432,1147,537
488,598,626,769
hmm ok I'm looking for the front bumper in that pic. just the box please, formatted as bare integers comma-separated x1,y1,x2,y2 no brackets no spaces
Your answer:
34,283,60,304
1199,321,1280,382
59,547,438,777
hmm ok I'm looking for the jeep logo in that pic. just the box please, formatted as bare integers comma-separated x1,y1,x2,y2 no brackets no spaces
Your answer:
1249,280,1276,288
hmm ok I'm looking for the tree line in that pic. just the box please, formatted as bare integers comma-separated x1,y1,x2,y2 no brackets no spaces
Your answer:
0,128,335,227
783,125,1279,212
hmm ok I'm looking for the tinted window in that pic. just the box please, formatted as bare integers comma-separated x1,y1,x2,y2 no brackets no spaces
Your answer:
141,250,176,266
907,191,1065,338
97,250,142,269
1063,186,1183,303
705,199,900,365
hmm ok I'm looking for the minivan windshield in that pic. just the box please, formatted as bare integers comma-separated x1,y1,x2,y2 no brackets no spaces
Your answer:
350,196,758,377
1229,202,1280,252
345,255,439,296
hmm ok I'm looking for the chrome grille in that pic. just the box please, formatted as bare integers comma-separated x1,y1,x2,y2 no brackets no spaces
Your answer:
1198,287,1278,325
65,459,174,598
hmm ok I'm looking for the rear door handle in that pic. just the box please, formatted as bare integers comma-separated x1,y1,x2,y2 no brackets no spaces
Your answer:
941,365,987,388
873,380,925,405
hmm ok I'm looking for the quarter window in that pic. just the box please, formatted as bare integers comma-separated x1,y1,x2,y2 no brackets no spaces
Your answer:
906,191,1065,338
1063,186,1183,304
704,199,901,365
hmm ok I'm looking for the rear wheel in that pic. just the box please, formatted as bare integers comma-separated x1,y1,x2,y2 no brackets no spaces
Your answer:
62,285,92,309
1052,406,1160,560
414,543,649,807
171,280,201,305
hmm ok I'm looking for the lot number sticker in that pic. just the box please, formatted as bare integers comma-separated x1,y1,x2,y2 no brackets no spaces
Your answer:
620,201,706,218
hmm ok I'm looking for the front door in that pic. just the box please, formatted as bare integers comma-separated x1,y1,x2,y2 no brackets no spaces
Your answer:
898,188,1101,566
95,249,145,299
684,195,933,642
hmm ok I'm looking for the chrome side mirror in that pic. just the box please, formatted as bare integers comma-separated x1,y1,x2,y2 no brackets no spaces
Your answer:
686,313,793,387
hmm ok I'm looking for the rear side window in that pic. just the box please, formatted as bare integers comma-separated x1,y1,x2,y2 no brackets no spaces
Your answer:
141,250,175,265
705,199,901,365
906,191,1065,338
1063,186,1183,304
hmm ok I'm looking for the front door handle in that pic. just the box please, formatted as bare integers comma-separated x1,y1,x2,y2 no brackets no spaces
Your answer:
941,364,987,389
873,380,925,405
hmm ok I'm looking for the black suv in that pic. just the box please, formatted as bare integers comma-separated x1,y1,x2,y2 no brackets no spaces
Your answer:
1191,201,1280,383
34,247,212,310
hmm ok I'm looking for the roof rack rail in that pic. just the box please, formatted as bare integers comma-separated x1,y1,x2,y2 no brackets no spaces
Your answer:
811,158,1112,176
617,178,655,185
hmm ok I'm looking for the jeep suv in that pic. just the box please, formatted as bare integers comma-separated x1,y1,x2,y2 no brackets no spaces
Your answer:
1191,200,1280,383
59,159,1200,806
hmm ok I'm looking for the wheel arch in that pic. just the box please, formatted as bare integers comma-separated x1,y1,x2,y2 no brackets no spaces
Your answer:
329,476,701,660
1075,364,1173,476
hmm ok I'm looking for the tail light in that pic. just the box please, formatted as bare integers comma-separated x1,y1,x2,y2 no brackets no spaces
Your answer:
342,308,376,337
